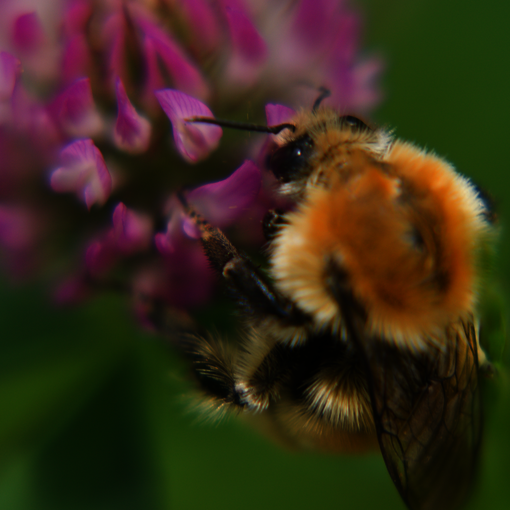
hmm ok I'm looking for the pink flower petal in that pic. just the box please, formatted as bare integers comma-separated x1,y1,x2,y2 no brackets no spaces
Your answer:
101,12,127,86
291,0,336,51
0,204,38,251
265,104,296,126
0,203,45,279
226,8,267,65
152,201,215,308
53,273,91,305
51,78,103,138
156,89,222,163
133,8,209,100
177,0,221,52
188,160,261,227
61,34,92,85
224,7,267,85
51,139,112,209
11,12,46,53
151,36,209,101
114,77,151,153
112,202,152,253
62,0,93,36
85,239,113,276
0,52,21,102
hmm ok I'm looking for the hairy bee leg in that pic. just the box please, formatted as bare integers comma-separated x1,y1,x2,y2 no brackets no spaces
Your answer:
183,210,311,410
190,209,311,326
180,332,294,412
179,334,249,410
262,209,288,240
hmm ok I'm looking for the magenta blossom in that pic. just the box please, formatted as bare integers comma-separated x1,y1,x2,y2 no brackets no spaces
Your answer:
155,89,222,163
114,77,151,154
50,139,112,209
85,203,153,277
49,78,103,138
0,0,382,326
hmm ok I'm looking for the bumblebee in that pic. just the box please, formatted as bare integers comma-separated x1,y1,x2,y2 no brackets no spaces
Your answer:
179,97,495,510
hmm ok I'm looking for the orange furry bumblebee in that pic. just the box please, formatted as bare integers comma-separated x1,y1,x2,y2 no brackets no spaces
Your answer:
180,103,494,510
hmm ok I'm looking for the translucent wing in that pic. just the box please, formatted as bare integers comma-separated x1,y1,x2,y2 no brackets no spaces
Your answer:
360,317,482,510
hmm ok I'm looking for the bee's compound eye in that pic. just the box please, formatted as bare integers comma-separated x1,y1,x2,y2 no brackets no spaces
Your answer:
268,134,314,183
340,115,369,131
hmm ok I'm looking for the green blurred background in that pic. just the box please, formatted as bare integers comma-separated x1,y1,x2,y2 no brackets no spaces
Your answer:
1,0,509,509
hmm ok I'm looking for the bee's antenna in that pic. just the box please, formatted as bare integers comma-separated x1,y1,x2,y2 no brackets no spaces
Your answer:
186,116,295,134
312,87,331,111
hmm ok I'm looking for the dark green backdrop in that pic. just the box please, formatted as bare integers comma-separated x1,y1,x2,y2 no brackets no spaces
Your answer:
1,1,509,509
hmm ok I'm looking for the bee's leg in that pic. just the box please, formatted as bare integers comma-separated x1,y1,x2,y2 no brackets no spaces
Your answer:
179,211,310,410
178,333,248,410
180,331,294,413
262,209,288,240
190,209,310,327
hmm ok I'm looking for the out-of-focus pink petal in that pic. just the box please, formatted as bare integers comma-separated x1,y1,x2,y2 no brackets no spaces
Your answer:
112,202,153,253
226,7,267,64
0,203,45,279
114,77,151,153
156,89,222,163
132,257,214,320
224,7,267,86
152,36,209,100
188,160,261,227
342,57,384,113
329,10,360,62
152,201,215,308
101,12,127,86
51,78,103,138
265,104,296,126
291,0,336,51
0,205,37,251
181,216,201,240
155,198,193,256
133,7,209,100
84,202,153,276
85,239,114,276
62,0,92,36
11,12,46,52
0,52,21,102
154,232,173,255
53,273,91,305
51,139,112,209
61,34,92,85
177,0,221,53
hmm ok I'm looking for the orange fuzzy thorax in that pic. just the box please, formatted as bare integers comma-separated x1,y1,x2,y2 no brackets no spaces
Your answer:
271,139,488,350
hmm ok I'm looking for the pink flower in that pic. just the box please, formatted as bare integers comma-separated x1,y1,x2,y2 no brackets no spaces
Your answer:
11,12,46,53
51,139,112,209
0,0,382,316
265,103,296,126
0,204,46,279
154,198,215,308
135,8,209,103
156,89,222,163
187,160,261,228
111,202,153,254
85,202,153,277
49,78,103,138
0,51,21,102
224,7,268,86
114,77,151,154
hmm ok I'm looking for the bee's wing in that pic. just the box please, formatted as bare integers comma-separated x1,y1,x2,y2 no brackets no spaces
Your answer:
361,318,482,510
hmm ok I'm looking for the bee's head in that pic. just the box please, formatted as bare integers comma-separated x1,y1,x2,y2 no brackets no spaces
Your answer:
266,110,388,197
